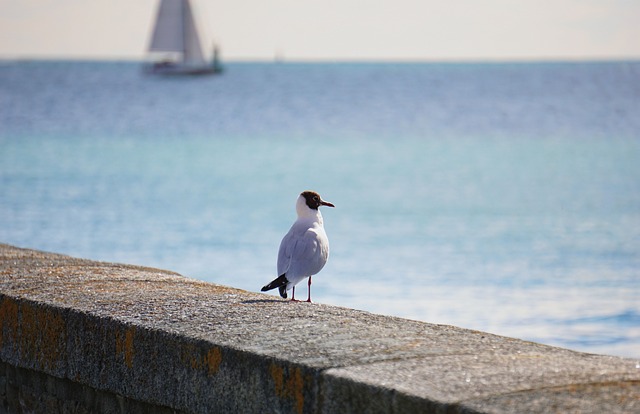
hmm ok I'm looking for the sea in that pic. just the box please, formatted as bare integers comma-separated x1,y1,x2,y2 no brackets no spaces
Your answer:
1,60,639,359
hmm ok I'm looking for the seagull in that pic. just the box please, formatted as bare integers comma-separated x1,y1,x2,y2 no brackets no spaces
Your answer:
261,191,334,302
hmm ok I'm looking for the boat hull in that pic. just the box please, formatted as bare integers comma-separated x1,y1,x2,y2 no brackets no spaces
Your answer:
144,63,223,76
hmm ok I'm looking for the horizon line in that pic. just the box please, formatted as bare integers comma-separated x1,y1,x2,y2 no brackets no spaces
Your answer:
2,53,640,65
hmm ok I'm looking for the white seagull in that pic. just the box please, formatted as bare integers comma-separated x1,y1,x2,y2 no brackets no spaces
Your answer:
261,191,334,302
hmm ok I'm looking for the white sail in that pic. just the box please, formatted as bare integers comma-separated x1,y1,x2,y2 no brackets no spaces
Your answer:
182,0,206,64
149,0,184,54
146,0,222,75
148,0,206,65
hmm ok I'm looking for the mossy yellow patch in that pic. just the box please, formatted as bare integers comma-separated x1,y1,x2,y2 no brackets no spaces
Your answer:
115,326,136,368
205,346,222,375
269,362,306,414
0,298,66,370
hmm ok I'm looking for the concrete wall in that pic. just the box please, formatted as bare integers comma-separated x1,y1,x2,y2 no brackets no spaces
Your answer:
1,361,177,413
1,243,639,413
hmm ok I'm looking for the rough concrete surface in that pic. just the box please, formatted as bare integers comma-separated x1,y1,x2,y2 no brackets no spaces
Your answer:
1,243,639,413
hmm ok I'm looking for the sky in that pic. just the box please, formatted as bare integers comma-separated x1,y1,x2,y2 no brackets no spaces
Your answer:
1,0,639,61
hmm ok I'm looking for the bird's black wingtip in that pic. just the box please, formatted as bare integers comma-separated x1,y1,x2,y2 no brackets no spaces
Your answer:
261,274,289,294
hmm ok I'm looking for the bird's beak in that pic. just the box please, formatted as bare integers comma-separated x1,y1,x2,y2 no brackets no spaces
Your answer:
321,200,335,208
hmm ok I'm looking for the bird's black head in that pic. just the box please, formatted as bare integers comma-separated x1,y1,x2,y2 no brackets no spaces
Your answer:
301,191,335,210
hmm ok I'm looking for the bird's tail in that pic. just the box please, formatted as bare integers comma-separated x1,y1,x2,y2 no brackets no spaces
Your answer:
261,274,289,298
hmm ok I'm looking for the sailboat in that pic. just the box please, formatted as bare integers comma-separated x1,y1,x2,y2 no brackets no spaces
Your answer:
145,0,222,76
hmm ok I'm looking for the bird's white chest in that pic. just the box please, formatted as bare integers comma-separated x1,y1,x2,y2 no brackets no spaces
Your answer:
278,217,330,280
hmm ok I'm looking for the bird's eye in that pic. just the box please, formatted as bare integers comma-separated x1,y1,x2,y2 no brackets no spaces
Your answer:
313,196,319,201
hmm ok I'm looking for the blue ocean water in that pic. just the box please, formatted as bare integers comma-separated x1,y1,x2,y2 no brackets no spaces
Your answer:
1,60,639,358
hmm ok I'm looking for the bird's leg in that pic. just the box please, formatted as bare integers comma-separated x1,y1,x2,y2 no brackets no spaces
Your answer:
306,276,312,303
290,286,299,302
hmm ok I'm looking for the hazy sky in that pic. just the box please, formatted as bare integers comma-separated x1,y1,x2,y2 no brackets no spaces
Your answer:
1,0,639,61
